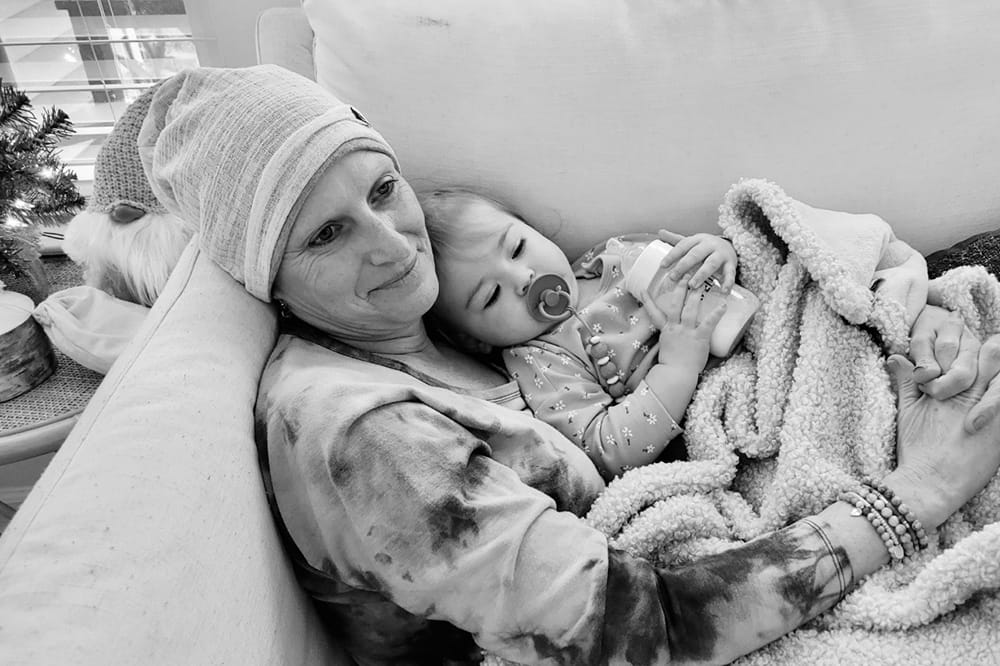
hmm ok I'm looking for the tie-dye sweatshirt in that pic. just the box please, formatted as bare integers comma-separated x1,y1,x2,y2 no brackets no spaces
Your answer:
254,319,853,665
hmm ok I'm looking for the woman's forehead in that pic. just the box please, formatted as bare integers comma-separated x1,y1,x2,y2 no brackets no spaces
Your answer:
290,151,396,237
321,150,395,192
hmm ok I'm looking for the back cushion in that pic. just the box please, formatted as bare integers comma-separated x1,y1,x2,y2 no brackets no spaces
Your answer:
304,0,1000,258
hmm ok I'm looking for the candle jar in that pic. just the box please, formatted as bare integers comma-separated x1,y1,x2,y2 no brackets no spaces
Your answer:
0,289,55,402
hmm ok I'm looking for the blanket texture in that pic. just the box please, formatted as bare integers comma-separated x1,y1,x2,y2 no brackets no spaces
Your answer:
585,179,1000,664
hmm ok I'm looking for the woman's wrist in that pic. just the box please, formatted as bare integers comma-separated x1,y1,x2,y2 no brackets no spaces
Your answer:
878,468,951,530
811,469,949,584
813,500,889,584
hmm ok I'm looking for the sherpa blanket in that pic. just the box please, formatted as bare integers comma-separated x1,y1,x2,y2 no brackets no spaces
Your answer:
585,179,1000,664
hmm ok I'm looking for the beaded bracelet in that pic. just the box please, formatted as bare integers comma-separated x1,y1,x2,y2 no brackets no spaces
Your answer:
863,479,930,551
860,485,916,560
839,480,930,563
838,489,906,561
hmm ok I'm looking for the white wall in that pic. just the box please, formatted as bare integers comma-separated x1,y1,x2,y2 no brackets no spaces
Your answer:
186,0,301,68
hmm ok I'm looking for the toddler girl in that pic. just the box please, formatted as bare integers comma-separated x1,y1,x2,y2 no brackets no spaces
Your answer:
422,188,739,479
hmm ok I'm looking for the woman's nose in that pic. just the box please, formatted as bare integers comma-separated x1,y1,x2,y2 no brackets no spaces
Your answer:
365,216,411,265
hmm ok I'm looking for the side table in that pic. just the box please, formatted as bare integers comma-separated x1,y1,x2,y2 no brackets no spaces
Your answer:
0,255,103,527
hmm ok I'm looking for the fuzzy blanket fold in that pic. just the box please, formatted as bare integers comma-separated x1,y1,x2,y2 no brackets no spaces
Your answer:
585,179,1000,664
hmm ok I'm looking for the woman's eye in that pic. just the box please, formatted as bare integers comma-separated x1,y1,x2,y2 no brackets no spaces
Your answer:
375,178,396,199
310,222,341,247
484,286,500,309
512,238,525,259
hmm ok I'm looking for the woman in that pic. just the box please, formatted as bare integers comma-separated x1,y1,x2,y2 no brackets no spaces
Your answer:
135,65,1000,665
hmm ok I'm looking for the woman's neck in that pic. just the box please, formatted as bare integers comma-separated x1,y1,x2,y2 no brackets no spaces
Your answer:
345,329,438,357
398,340,507,390
297,312,433,356
286,316,508,390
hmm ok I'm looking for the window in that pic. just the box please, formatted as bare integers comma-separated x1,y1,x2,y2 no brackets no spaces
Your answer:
0,0,215,198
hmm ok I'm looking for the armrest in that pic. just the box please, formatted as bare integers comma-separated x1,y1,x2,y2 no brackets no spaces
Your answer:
256,7,316,80
0,239,344,664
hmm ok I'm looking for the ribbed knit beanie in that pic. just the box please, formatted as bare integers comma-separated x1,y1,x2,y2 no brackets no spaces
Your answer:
136,65,398,301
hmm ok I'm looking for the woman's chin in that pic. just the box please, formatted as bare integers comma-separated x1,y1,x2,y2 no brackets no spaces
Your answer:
378,270,439,324
409,283,440,321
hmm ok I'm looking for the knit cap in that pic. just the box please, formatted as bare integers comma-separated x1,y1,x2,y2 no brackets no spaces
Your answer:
88,81,171,222
136,65,398,301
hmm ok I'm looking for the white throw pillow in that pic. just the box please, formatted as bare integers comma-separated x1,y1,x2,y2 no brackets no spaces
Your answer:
305,0,1000,258
33,286,148,374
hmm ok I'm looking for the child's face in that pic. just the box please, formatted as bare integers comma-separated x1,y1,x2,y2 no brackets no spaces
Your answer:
433,199,576,348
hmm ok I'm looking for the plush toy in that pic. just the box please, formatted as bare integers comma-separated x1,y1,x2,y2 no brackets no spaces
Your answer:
63,83,194,307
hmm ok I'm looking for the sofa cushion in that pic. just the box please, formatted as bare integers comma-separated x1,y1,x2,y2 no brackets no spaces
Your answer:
304,0,1000,259
0,240,344,665
256,6,315,81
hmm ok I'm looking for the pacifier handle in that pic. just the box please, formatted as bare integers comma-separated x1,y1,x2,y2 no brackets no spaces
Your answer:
526,274,573,322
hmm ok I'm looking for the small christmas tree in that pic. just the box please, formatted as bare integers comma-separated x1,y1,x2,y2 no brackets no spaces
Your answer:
0,78,86,294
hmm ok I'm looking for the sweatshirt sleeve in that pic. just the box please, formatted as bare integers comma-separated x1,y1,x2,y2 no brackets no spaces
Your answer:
269,389,851,665
505,342,681,479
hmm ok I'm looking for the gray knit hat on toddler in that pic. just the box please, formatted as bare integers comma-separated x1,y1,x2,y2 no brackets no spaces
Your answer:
137,65,398,301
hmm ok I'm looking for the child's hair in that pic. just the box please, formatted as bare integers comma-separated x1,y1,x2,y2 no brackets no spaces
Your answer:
419,187,527,259
419,187,533,354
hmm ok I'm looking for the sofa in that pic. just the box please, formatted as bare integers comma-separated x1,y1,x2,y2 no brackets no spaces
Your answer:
1,1,998,664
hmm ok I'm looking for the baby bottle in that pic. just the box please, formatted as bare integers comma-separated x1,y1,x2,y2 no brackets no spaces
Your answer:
610,238,759,357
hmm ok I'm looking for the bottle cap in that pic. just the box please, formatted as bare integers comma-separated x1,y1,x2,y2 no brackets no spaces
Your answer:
624,240,672,301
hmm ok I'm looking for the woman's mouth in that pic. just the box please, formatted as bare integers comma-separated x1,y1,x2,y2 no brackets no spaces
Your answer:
374,255,418,291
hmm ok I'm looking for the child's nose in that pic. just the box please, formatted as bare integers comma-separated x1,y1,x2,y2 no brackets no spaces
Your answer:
517,269,536,296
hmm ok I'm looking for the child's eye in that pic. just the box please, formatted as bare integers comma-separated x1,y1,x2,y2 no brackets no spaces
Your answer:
310,222,342,247
512,238,525,259
484,286,500,309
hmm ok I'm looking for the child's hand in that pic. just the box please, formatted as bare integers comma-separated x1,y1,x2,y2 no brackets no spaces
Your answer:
658,230,738,293
642,275,727,369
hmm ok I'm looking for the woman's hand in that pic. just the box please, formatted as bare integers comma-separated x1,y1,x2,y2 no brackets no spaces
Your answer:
658,230,738,292
883,336,1000,528
906,304,1000,431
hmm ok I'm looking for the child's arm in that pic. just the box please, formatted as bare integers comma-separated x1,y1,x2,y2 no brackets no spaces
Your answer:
503,342,684,479
641,273,727,423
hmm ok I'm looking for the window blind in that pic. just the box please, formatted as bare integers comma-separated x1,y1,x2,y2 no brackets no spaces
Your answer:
1,0,213,198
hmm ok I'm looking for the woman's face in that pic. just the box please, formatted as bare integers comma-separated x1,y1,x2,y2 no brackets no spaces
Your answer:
273,151,437,341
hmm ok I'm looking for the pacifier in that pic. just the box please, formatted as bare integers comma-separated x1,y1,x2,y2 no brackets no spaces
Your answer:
526,273,573,322
525,273,629,399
